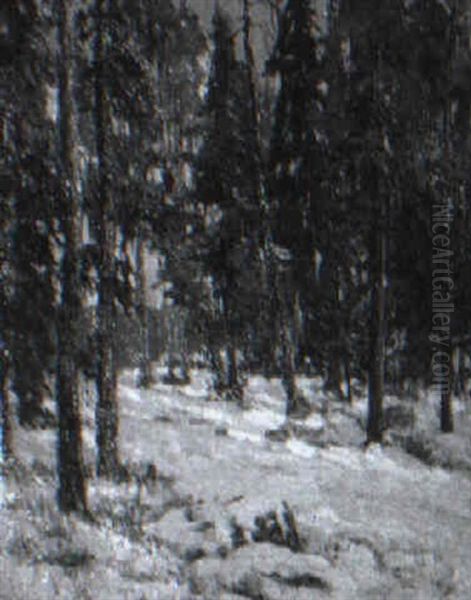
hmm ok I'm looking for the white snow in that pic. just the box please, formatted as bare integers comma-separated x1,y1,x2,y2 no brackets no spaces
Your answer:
2,367,471,599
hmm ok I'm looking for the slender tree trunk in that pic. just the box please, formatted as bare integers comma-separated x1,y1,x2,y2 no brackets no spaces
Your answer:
0,351,13,460
55,0,88,513
94,0,119,478
440,353,454,432
278,270,304,417
180,351,189,383
135,233,153,388
166,308,178,382
439,96,454,433
454,348,467,400
325,275,344,399
261,228,280,377
366,188,387,444
243,0,260,154
172,307,190,384
209,345,226,393
281,322,297,416
226,342,239,390
178,308,190,383
344,353,352,404
221,290,240,395
326,349,342,399
334,278,349,402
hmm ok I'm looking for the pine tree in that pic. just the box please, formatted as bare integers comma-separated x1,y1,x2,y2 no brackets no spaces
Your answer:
0,291,12,460
334,0,410,442
384,0,466,429
55,0,88,513
93,0,120,478
267,0,324,415
3,0,57,427
195,7,261,398
451,3,471,404
241,0,280,377
1,98,14,458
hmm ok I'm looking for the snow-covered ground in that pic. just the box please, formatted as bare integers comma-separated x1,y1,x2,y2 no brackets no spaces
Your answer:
1,367,471,599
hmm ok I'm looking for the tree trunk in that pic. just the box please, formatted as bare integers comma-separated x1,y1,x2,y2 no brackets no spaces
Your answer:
178,309,190,383
441,386,454,433
135,233,153,388
261,229,280,377
278,271,303,417
226,342,239,391
95,283,119,477
439,97,454,433
344,353,352,404
454,348,467,401
221,289,239,394
243,0,260,159
209,344,226,393
331,275,349,402
94,0,119,478
440,345,454,432
55,0,88,513
366,190,387,445
0,349,13,460
223,290,242,399
281,323,297,416
166,308,178,383
56,346,88,513
326,350,343,399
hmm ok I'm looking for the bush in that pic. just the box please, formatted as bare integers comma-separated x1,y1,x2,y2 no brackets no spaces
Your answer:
251,501,304,553
384,404,415,430
402,433,436,466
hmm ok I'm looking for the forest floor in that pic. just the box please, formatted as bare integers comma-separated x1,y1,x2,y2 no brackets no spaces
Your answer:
1,367,471,599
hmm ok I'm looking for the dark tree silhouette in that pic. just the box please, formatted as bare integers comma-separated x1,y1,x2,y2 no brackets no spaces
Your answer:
93,0,120,478
55,0,88,513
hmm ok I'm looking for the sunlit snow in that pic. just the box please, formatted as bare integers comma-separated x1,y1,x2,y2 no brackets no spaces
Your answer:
2,366,471,598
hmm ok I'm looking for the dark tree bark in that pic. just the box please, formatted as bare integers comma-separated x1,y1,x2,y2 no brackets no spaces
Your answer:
135,232,153,388
0,349,13,460
226,341,239,391
55,0,88,513
367,183,387,445
281,326,297,416
326,350,343,399
260,226,280,378
221,290,240,395
278,268,306,417
438,160,454,435
11,348,41,426
439,94,455,433
165,308,181,384
6,9,57,429
209,344,226,393
440,356,454,433
343,352,352,404
94,0,119,478
453,348,467,400
325,275,345,400
243,0,261,161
